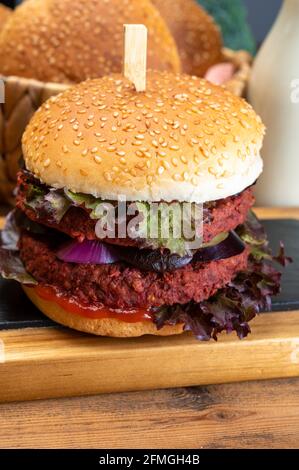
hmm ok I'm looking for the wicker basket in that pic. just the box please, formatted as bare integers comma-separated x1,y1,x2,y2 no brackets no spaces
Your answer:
0,48,252,204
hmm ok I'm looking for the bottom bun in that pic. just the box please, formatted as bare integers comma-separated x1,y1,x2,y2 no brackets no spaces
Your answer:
23,286,184,337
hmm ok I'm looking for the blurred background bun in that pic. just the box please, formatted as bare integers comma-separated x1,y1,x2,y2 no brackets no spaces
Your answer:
0,0,223,84
0,0,181,84
152,0,222,76
0,3,11,32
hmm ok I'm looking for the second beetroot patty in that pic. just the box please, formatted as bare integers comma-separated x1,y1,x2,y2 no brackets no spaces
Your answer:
19,231,250,310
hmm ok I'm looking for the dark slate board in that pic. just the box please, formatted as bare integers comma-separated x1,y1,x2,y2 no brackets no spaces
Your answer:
0,219,298,330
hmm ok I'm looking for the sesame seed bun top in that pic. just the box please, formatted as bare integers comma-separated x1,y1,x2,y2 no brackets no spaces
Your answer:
22,71,265,203
0,0,180,84
151,0,222,76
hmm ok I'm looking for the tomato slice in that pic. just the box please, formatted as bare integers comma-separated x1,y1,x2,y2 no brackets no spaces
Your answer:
33,285,153,323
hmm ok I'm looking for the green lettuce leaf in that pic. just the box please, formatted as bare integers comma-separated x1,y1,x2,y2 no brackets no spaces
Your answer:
135,202,202,256
64,189,99,215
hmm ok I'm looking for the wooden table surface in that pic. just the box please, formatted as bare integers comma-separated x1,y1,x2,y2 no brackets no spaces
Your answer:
0,377,299,449
0,207,299,448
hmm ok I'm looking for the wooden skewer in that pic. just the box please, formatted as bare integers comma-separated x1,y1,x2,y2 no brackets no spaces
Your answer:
123,24,148,92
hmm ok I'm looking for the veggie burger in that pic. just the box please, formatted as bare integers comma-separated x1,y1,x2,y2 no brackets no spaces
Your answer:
0,71,288,339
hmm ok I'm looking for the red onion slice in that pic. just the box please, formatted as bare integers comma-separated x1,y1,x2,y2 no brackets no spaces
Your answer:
56,231,245,271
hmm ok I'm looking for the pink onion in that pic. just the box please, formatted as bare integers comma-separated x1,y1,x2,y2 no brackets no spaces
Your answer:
56,239,119,265
205,62,235,85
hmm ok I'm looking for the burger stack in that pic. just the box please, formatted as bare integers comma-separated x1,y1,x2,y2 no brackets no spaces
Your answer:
0,71,287,340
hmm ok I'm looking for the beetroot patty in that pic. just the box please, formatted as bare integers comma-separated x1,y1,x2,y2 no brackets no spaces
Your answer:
16,171,254,244
19,231,250,310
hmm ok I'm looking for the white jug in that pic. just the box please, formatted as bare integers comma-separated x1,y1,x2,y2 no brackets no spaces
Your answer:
248,0,299,206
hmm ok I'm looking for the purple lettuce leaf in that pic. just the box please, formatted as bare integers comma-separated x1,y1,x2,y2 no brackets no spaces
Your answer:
0,210,37,285
154,211,291,341
0,210,20,250
25,184,71,223
0,248,37,285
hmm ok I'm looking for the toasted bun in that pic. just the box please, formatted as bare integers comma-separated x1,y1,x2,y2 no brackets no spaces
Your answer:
0,0,180,84
151,0,222,76
23,71,265,203
0,4,11,32
23,286,184,337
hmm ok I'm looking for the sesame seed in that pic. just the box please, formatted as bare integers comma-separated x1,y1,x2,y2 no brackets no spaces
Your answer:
94,155,102,164
104,172,112,181
240,119,251,129
43,159,50,167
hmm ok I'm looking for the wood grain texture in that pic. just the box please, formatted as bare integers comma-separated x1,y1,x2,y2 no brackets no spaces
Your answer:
123,24,148,92
0,378,299,449
255,207,299,219
1,310,299,402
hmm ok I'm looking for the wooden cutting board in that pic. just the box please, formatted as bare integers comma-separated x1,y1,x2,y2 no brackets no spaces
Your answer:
0,207,299,403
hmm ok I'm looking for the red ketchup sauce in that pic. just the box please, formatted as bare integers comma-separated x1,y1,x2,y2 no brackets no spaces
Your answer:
32,285,153,323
